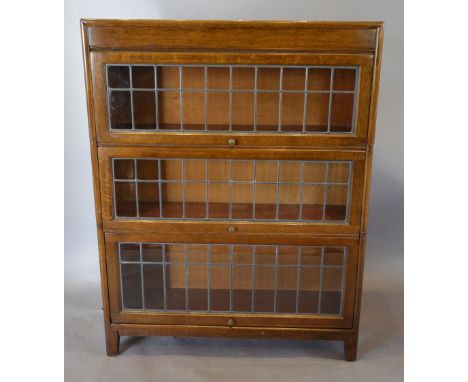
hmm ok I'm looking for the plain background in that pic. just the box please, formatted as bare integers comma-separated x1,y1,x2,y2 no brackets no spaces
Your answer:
64,1,403,381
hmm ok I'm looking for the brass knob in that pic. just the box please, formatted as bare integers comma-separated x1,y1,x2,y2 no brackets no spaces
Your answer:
228,139,236,146
227,318,234,327
228,226,237,233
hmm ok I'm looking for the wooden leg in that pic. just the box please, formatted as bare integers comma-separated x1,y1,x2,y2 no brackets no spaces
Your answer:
344,335,358,362
106,329,120,356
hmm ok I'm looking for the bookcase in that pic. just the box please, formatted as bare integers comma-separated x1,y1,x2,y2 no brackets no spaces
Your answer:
81,19,383,361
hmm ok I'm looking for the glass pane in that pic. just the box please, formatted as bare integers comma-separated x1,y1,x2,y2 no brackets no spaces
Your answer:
256,92,279,131
233,265,252,312
161,160,182,181
330,93,354,133
333,69,356,91
210,266,230,311
208,160,229,181
256,160,278,182
255,246,276,265
281,92,304,132
301,247,322,266
282,68,306,91
232,67,255,89
158,91,180,130
136,160,158,180
298,267,320,314
211,245,230,264
276,266,298,313
324,247,345,266
142,244,163,262
143,264,164,309
138,182,160,217
185,182,206,218
166,264,186,310
232,161,253,181
133,91,156,130
184,159,206,181
109,91,132,130
187,244,208,263
115,181,136,217
325,185,348,221
232,183,253,219
161,183,183,218
157,66,179,89
207,67,230,89
182,92,205,129
308,68,331,91
165,244,185,263
321,268,343,314
132,66,154,89
188,265,208,310
279,161,301,182
254,267,275,312
108,66,130,88
208,183,230,218
254,184,277,219
232,92,254,131
182,66,204,89
121,264,142,309
207,92,229,130
120,243,140,262
303,162,325,183
278,246,298,266
257,68,280,90
114,159,135,180
305,93,329,133
328,162,350,183
278,184,301,220
233,245,253,265
302,185,324,220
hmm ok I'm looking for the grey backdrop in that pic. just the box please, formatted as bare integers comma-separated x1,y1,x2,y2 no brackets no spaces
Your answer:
65,1,403,381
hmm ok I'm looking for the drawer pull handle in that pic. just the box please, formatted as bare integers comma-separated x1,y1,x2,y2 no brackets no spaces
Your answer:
227,319,235,327
228,226,237,233
228,139,236,146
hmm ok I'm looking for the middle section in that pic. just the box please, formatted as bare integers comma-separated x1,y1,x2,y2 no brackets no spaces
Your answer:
98,147,365,235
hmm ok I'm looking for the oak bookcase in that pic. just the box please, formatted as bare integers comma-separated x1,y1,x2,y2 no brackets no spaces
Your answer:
81,19,383,361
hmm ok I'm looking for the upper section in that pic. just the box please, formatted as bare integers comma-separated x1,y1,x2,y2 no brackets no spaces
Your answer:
82,20,383,148
82,19,382,53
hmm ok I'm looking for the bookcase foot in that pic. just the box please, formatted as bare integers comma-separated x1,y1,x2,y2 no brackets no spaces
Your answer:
344,335,358,362
106,330,120,356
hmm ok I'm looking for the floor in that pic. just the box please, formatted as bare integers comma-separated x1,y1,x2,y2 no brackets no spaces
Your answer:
65,241,403,382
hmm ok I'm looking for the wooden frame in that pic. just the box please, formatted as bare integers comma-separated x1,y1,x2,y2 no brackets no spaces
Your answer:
81,19,383,361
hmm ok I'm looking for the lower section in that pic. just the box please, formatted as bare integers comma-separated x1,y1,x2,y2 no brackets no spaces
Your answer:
106,323,358,361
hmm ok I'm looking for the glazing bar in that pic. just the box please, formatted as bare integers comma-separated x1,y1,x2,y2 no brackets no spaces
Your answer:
139,243,146,309
253,67,258,132
162,244,167,311
229,160,233,220
317,247,324,314
154,65,159,131
302,68,309,133
185,243,189,311
204,66,208,131
134,159,140,218
157,160,163,218
299,161,305,221
181,159,186,219
273,246,279,313
275,160,280,220
205,159,209,219
326,68,335,133
179,66,183,130
321,162,329,221
278,67,283,132
295,247,302,314
229,66,233,132
229,244,233,312
251,245,256,312
128,65,135,130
